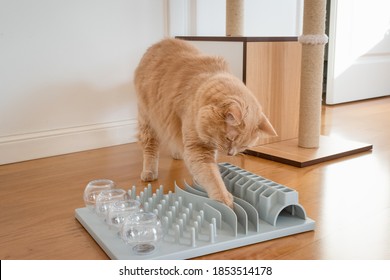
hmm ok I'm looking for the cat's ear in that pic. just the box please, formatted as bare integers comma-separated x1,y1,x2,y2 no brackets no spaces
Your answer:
259,113,277,136
225,102,242,126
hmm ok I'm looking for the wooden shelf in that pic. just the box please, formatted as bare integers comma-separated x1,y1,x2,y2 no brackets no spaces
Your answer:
176,36,298,42
245,135,373,167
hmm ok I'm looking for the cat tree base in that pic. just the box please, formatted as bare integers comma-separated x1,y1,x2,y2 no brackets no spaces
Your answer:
245,135,373,168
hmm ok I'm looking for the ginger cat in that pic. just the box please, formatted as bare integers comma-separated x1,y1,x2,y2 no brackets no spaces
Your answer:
134,38,276,207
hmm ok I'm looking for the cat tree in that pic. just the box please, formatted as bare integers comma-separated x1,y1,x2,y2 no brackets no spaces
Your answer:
241,0,373,166
178,1,372,167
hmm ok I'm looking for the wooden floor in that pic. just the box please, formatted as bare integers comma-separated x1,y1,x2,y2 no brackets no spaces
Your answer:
1,97,390,260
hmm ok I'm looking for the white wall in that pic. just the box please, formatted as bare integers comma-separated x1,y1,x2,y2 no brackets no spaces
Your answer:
0,0,165,164
169,0,303,37
0,0,302,164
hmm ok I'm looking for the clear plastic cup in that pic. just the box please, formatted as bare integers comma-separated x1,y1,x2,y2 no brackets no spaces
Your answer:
83,179,116,212
120,212,163,255
95,189,127,219
106,199,142,232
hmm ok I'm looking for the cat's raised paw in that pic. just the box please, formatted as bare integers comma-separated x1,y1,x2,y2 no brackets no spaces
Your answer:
212,191,234,208
141,170,158,182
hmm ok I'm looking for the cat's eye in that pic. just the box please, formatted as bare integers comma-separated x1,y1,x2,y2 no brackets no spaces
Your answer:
226,137,234,142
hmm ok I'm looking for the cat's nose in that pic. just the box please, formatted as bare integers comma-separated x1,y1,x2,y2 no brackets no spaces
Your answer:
227,149,236,156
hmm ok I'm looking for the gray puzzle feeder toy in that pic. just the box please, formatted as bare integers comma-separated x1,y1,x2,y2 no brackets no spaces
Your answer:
75,163,315,259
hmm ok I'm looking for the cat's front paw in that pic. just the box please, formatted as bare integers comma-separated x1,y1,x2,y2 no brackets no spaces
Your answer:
141,170,158,182
211,190,234,208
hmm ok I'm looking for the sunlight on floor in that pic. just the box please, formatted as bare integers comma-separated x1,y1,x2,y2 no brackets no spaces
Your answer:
319,153,390,259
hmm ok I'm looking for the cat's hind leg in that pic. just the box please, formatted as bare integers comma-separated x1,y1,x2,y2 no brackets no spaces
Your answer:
138,116,159,182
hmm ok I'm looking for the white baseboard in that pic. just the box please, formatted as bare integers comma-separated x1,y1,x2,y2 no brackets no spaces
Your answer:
0,119,138,165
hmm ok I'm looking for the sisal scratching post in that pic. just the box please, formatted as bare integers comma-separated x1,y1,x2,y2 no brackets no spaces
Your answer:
226,0,244,36
298,0,328,148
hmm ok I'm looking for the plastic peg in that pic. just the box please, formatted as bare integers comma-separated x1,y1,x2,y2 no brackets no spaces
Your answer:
174,224,180,243
211,218,217,237
191,227,196,247
209,223,215,243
